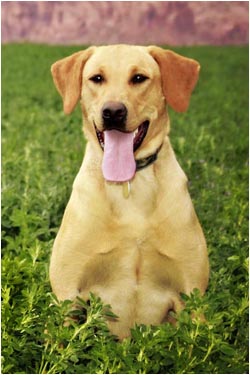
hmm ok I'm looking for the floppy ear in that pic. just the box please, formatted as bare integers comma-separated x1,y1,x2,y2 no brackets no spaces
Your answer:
51,47,94,114
148,46,200,112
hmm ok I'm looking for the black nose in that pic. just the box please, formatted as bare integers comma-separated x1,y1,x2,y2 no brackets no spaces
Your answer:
102,101,127,130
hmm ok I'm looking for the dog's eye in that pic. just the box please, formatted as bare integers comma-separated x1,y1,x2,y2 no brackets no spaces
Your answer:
131,74,149,84
89,74,105,84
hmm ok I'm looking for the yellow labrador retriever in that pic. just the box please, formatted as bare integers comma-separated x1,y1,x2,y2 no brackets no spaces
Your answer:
50,45,209,339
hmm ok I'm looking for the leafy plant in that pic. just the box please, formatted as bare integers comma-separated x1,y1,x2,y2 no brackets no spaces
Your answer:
2,44,248,373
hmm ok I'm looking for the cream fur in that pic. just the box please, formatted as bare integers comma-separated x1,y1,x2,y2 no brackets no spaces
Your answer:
50,45,209,339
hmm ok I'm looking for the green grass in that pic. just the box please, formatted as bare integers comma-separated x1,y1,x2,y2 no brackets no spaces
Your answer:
2,44,249,374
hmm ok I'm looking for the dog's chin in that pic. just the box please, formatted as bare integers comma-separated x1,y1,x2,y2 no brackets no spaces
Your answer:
94,120,150,152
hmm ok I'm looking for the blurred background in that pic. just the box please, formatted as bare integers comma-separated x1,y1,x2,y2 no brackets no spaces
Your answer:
2,1,249,46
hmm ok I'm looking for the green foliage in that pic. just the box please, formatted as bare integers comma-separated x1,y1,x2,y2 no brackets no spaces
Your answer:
2,44,249,374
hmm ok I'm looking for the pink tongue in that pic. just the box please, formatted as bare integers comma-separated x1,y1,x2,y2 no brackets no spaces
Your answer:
102,130,136,182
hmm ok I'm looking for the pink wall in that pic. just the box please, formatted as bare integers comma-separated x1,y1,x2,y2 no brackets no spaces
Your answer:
2,1,249,46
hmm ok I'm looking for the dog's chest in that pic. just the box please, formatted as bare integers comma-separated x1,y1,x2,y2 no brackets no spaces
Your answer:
104,172,159,219
79,191,180,329
81,214,175,298
81,176,177,291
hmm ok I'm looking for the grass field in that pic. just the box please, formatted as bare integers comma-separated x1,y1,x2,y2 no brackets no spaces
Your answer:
2,44,249,374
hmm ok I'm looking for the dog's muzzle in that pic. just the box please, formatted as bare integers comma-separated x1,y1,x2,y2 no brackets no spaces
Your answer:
102,101,127,132
94,101,152,183
95,120,149,152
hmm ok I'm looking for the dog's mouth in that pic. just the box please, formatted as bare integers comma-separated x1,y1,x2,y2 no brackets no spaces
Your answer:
95,121,150,183
95,120,149,152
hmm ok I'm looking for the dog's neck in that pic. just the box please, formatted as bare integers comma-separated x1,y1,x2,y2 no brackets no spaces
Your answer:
135,144,162,172
120,144,162,198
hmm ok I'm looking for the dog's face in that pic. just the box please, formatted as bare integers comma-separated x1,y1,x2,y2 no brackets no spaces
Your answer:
81,45,170,159
51,45,200,181
81,45,164,132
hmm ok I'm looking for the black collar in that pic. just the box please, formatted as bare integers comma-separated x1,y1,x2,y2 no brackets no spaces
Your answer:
135,144,162,171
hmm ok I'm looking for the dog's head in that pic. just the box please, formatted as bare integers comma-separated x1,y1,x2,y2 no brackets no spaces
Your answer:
51,45,200,182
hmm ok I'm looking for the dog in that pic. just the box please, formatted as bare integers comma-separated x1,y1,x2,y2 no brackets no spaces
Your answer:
50,45,209,340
